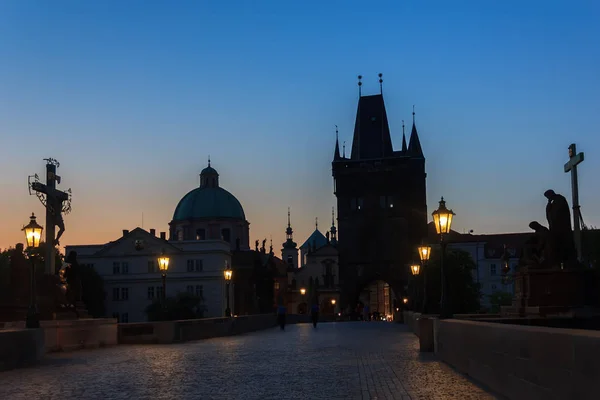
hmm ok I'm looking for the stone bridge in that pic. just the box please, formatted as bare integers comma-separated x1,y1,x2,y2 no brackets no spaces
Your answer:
0,322,496,399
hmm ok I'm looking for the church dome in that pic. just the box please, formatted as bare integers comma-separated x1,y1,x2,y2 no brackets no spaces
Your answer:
172,164,246,221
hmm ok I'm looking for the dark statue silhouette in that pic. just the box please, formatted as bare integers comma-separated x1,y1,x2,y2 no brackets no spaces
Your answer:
523,190,578,269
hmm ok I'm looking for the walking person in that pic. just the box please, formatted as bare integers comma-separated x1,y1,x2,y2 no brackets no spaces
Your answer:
277,302,287,330
311,302,319,328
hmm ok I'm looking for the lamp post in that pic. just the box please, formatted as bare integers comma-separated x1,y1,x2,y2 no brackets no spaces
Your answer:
22,213,43,329
417,244,432,314
409,263,420,311
432,197,455,319
157,251,170,303
300,288,306,296
224,262,233,317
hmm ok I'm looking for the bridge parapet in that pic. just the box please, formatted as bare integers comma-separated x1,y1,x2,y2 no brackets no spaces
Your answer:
118,314,277,344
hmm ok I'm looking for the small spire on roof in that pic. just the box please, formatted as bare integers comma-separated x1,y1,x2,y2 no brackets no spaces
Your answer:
315,217,318,230
208,155,211,167
287,207,291,228
331,207,335,226
378,73,383,94
343,141,346,158
412,105,415,124
402,120,407,152
334,125,341,160
358,75,362,97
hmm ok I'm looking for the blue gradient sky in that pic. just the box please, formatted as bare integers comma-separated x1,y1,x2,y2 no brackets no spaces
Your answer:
1,1,599,251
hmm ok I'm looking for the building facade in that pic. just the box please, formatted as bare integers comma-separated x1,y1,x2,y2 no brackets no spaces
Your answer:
282,211,341,315
447,231,529,309
65,162,251,322
66,228,232,322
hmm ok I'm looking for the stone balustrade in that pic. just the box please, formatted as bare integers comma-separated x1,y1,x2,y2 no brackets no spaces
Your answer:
434,318,600,400
118,314,278,344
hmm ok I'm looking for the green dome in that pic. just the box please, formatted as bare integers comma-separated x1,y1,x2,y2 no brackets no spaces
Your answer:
173,187,246,221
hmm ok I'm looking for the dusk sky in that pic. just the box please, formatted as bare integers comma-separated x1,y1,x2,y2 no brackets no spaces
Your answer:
1,1,599,252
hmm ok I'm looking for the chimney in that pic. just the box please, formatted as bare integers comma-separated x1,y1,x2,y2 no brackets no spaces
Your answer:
122,229,129,237
160,232,166,240
150,229,156,236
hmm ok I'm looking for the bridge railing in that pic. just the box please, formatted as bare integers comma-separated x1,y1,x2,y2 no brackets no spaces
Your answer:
118,314,278,344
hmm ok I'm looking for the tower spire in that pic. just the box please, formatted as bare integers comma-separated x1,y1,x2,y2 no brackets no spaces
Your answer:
408,105,424,157
402,120,407,152
208,155,211,167
343,141,346,158
315,217,318,230
378,73,383,94
283,207,296,249
358,75,362,97
334,125,341,160
330,206,338,245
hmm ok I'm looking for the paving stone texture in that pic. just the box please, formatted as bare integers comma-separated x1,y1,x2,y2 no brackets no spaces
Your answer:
0,322,497,399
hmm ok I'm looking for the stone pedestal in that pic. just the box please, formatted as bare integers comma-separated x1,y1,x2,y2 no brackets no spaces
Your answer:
502,268,599,316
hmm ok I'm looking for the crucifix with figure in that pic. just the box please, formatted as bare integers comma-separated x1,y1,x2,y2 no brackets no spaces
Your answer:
28,158,72,274
564,143,584,261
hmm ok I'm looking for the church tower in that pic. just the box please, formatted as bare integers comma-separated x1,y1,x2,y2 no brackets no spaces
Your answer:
281,208,298,269
332,74,428,305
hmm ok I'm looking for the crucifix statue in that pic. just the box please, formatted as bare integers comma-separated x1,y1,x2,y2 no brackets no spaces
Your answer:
564,143,585,261
28,158,72,274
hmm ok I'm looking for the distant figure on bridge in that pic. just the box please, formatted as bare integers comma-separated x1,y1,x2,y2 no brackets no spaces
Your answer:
277,304,286,330
311,303,319,328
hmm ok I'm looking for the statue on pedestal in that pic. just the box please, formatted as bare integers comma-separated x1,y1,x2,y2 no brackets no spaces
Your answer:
544,189,578,268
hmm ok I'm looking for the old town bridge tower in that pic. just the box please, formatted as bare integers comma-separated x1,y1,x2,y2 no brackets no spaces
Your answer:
332,75,428,307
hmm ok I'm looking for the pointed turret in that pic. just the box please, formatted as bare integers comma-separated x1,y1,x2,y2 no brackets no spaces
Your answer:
407,108,424,157
282,207,297,249
330,207,338,246
401,120,407,153
334,125,341,160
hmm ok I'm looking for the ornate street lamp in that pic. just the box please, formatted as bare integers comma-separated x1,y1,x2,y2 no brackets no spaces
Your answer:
300,288,306,295
157,250,170,303
22,213,43,329
410,264,421,276
417,244,432,314
432,197,455,319
402,297,408,304
224,261,233,317
331,299,336,305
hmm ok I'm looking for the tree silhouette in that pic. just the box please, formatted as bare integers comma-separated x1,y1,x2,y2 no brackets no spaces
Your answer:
417,248,481,314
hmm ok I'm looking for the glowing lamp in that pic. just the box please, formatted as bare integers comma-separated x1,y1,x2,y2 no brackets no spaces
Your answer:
418,245,432,262
410,264,421,276
300,288,306,295
22,213,43,248
402,297,408,304
331,299,336,305
157,252,170,273
432,197,455,235
224,267,233,281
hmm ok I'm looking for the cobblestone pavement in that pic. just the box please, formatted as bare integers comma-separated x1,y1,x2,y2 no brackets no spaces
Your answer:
0,322,497,400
